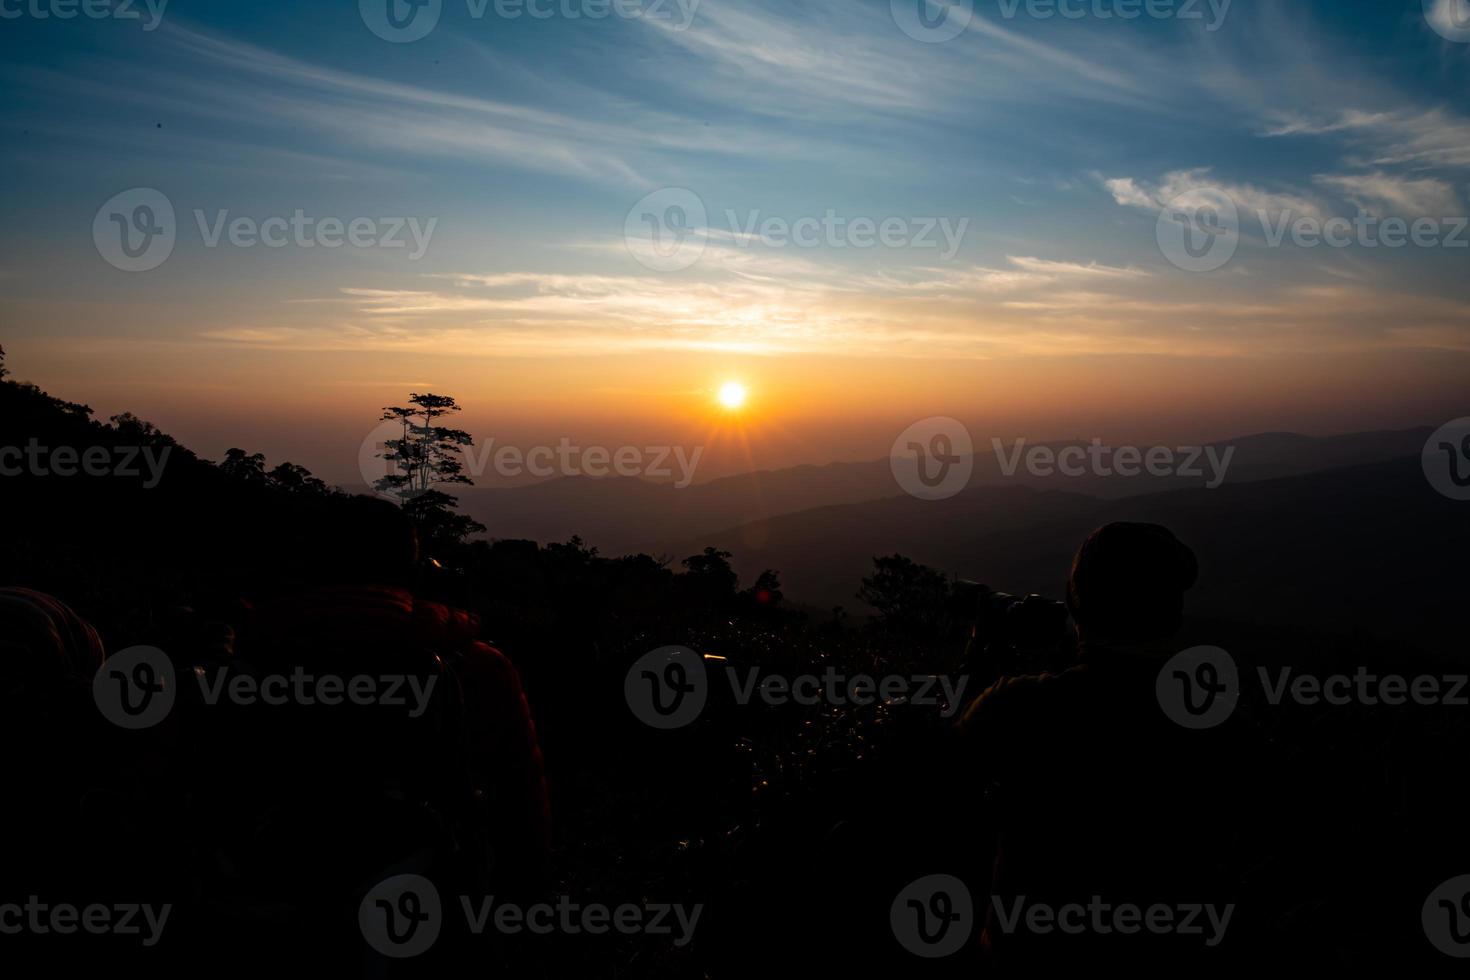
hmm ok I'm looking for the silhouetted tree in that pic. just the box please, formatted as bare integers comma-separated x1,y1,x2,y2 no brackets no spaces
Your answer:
267,461,330,496
675,547,739,611
745,569,784,606
375,392,486,552
857,554,953,636
110,412,179,447
683,547,738,590
220,448,267,484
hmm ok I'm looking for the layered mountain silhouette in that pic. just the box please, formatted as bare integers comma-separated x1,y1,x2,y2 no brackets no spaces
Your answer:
676,455,1461,649
453,428,1432,554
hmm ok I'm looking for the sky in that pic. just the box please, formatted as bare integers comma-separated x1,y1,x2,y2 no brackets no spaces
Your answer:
2,0,1468,485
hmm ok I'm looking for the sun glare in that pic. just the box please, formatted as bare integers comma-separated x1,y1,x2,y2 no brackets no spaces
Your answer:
717,381,748,410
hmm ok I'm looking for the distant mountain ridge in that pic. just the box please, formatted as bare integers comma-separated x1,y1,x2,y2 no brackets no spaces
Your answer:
674,454,1463,649
453,427,1434,555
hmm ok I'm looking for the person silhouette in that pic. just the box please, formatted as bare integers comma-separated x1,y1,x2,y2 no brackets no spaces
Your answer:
959,522,1241,971
190,496,550,962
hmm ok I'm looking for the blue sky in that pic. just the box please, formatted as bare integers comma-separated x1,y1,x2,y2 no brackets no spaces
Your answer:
1,0,1467,479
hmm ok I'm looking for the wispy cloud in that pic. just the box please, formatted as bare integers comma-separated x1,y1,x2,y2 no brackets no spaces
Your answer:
1313,173,1463,217
188,244,1468,361
1264,107,1470,170
1104,168,1322,219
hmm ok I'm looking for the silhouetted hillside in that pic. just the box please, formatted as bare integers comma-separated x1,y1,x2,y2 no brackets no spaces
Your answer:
681,455,1462,650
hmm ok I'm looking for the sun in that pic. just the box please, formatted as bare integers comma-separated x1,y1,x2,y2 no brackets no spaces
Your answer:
717,381,748,410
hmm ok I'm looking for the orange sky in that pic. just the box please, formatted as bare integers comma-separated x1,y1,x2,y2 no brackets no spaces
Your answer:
11,338,1466,487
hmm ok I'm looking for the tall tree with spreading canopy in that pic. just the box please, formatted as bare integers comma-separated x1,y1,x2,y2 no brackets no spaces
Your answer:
375,392,486,552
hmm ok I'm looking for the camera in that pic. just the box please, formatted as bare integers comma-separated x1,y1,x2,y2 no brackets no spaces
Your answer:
954,581,1073,685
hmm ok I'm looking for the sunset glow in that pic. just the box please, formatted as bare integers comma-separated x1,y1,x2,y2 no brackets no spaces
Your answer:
0,2,1465,487
718,382,749,411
